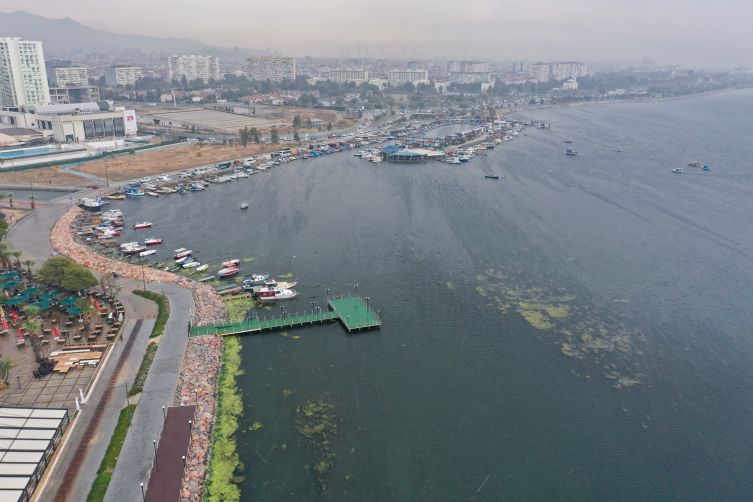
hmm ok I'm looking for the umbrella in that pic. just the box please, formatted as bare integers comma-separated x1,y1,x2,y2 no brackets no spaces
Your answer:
95,301,100,313
66,307,83,315
37,293,57,301
27,301,51,310
12,311,17,320
0,306,4,318
0,271,20,279
17,328,22,340
0,280,21,289
2,296,30,305
2,318,7,331
53,325,60,340
22,286,44,296
58,297,78,306
89,294,94,305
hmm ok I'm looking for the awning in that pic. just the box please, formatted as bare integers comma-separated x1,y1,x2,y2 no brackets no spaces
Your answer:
0,280,22,289
26,301,51,310
36,293,58,301
58,297,79,306
2,296,31,305
66,307,83,315
21,286,45,296
0,272,20,279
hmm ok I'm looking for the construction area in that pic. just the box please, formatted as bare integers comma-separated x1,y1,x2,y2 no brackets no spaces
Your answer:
140,109,285,134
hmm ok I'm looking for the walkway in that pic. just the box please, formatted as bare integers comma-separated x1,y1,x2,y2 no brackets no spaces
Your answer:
190,295,381,337
103,283,195,502
144,405,196,502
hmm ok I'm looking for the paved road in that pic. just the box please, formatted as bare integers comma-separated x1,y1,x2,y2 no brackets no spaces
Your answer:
104,282,194,502
5,204,70,264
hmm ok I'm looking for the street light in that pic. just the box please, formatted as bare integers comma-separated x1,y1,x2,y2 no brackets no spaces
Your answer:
326,288,329,300
140,482,145,502
141,264,146,290
366,297,369,311
311,302,315,315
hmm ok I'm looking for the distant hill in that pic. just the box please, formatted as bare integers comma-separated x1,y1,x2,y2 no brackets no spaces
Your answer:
0,11,269,59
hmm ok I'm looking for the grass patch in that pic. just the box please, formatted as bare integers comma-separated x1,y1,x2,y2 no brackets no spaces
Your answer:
86,404,136,502
127,344,158,396
133,290,168,338
205,336,244,502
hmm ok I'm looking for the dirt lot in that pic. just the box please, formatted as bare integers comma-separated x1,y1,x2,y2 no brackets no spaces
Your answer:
0,167,94,186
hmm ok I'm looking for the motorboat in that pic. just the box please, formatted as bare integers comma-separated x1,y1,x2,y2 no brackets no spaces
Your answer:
703,165,710,170
566,149,578,156
255,287,298,301
125,188,145,196
134,222,152,229
81,198,103,209
103,210,123,218
123,245,146,254
485,175,500,179
564,140,573,143
196,264,209,272
144,238,162,245
671,168,684,173
175,255,190,263
222,259,240,268
147,192,159,197
218,266,240,277
174,248,192,259
370,156,382,163
242,274,270,286
96,230,121,238
139,250,156,257
119,241,139,248
459,156,470,162
188,185,204,191
240,203,248,209
245,279,298,292
155,189,166,194
107,194,126,200
183,260,201,268
446,158,461,164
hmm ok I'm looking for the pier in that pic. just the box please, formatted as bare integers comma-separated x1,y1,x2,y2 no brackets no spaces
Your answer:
189,295,381,337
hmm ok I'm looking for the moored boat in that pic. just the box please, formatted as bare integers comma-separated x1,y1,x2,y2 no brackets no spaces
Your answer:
107,195,126,200
139,250,156,257
218,266,240,277
144,238,162,245
174,248,191,259
183,260,201,268
222,259,240,268
242,274,270,286
196,264,209,272
485,175,499,179
255,287,298,300
123,245,146,254
134,222,152,229
671,168,684,173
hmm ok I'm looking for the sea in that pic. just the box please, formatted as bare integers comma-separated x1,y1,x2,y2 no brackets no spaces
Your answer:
114,88,753,501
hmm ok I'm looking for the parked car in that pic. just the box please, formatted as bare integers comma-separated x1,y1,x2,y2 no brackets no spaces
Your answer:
157,175,171,181
87,185,100,189
140,177,151,183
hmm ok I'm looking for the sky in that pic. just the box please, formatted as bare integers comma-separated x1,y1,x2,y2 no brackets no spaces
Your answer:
2,0,751,67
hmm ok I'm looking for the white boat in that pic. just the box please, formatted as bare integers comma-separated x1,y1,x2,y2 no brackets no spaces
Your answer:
81,198,103,209
218,266,240,277
222,259,240,268
256,287,298,301
103,210,123,218
119,241,139,248
370,156,382,163
134,222,152,229
175,255,190,263
446,158,461,164
183,260,201,268
240,203,248,210
146,192,159,197
196,264,209,272
672,168,684,173
144,238,162,245
139,250,156,257
123,245,146,254
174,248,192,259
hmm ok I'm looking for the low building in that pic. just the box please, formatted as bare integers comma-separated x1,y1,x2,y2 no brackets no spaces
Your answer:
388,70,429,87
310,118,322,128
104,65,142,87
48,86,100,105
561,79,578,90
368,78,388,91
434,80,451,93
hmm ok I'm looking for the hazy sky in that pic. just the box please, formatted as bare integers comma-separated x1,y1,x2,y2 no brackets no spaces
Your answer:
3,0,751,67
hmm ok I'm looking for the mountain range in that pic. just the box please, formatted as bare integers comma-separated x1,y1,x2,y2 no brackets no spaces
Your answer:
0,11,269,59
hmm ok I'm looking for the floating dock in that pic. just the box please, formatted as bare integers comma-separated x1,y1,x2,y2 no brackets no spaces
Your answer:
190,295,381,337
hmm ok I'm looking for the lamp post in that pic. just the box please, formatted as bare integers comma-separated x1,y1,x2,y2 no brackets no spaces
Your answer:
355,283,358,295
326,288,329,300
366,297,369,311
141,264,146,290
140,483,145,502
124,382,132,425
30,178,36,209
311,302,315,315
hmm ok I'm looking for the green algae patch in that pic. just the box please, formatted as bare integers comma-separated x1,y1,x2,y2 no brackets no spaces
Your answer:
224,298,259,323
279,273,293,278
516,307,554,330
446,282,453,290
296,396,338,492
206,336,244,502
242,257,256,262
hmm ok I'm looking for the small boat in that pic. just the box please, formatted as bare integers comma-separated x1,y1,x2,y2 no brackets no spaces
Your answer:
103,210,123,218
146,192,159,197
242,274,270,286
564,140,573,143
671,168,684,173
245,279,297,292
134,222,152,229
218,267,240,277
107,195,126,200
123,245,146,254
485,175,499,179
566,149,578,156
175,255,190,263
183,260,201,268
222,259,240,268
139,250,156,257
703,165,710,170
120,241,139,248
459,156,470,162
188,185,204,191
155,189,166,194
196,264,209,272
174,248,192,259
240,203,248,210
370,156,383,163
81,198,103,209
255,287,298,301
144,238,162,245
197,276,215,282
613,149,622,152
688,162,701,167
446,158,461,165
126,189,145,196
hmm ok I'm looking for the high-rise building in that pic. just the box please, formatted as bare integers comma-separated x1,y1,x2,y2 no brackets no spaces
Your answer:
245,57,296,82
407,61,423,71
550,61,587,80
49,67,89,86
446,60,489,73
104,65,142,86
167,55,220,83
530,63,551,81
0,38,50,106
388,70,429,87
511,62,526,72
449,71,492,84
328,69,369,84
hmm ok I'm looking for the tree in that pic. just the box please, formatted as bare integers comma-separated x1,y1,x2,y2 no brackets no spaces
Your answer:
250,127,259,143
305,118,312,129
0,356,17,387
9,251,21,270
0,243,9,271
270,128,279,144
239,127,250,148
191,125,196,134
292,114,302,128
326,122,332,131
22,260,34,281
20,309,43,363
294,132,300,143
0,219,7,240
38,257,97,293
75,298,94,335
98,272,118,298
28,195,37,210
6,193,13,208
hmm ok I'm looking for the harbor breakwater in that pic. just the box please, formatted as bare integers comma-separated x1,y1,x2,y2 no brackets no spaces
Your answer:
51,205,226,502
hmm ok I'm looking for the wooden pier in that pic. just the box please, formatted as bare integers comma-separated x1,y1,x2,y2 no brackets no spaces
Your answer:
190,295,381,337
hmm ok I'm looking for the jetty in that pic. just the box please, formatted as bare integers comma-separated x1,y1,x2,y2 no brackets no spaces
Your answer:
190,295,381,337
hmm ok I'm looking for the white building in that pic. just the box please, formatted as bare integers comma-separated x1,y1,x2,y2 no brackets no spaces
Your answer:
50,67,88,86
434,80,451,93
530,63,551,82
551,62,587,80
449,71,492,84
104,65,142,87
167,55,220,83
245,57,296,82
561,79,578,90
446,60,489,73
369,78,389,91
388,70,429,87
328,68,369,84
0,38,50,106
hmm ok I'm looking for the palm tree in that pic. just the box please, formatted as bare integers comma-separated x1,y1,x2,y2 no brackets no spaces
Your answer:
6,193,12,208
0,243,9,271
9,251,21,271
28,195,37,210
75,298,93,334
0,193,5,208
0,356,17,386
20,308,43,363
22,260,35,281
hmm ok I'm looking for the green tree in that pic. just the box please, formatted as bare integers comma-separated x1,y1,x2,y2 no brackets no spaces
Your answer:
22,260,35,281
0,219,7,240
292,114,302,128
62,267,98,293
239,127,250,148
250,127,259,143
28,195,37,210
75,298,94,334
294,132,300,143
20,311,43,363
0,243,9,271
326,122,332,131
38,257,97,292
9,251,21,270
270,128,279,144
0,356,17,384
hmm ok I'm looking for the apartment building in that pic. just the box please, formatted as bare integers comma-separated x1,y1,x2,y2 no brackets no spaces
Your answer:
388,70,429,87
104,65,142,86
449,71,492,84
530,63,551,82
328,68,369,84
49,85,100,105
551,61,587,80
167,55,220,83
50,67,88,86
245,57,296,82
446,60,489,73
0,38,50,106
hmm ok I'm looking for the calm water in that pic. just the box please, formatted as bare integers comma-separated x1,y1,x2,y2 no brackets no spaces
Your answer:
116,89,753,501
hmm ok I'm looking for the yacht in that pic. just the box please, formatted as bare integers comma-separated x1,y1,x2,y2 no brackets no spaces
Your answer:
174,248,192,259
671,168,684,173
255,287,298,301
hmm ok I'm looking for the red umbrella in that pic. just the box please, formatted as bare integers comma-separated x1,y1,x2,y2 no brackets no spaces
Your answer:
53,325,60,340
2,318,7,331
95,301,100,313
12,311,17,320
17,328,23,340
89,294,94,305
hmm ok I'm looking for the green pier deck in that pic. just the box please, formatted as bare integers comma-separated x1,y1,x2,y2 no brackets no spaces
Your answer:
190,295,381,337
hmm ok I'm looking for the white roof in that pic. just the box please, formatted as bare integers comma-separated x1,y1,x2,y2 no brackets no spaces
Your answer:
0,489,23,502
0,464,36,476
0,432,18,441
0,477,29,489
0,409,32,419
16,430,55,440
29,410,67,419
23,419,61,430
1,452,43,464
8,440,49,451
0,421,24,430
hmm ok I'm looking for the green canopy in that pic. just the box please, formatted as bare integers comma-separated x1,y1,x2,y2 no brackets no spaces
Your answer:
26,301,51,310
36,293,57,301
0,280,22,289
21,286,45,296
3,296,31,305
66,306,83,315
0,271,20,279
58,297,79,306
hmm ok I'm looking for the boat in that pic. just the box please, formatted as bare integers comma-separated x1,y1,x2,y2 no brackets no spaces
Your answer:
197,276,215,282
144,238,162,245
103,210,123,218
703,165,710,170
173,248,192,259
119,241,139,248
134,222,152,229
218,267,240,277
183,260,201,268
240,203,248,209
188,185,204,191
222,259,240,268
566,149,578,156
459,156,470,162
146,192,159,197
245,279,298,293
242,274,270,286
688,162,701,167
613,149,622,152
446,158,461,164
255,287,298,301
122,245,146,254
125,189,145,196
196,264,209,272
671,168,684,173
485,175,499,179
155,189,166,194
81,198,103,209
107,194,126,200
370,156,383,163
139,250,156,257
564,140,573,143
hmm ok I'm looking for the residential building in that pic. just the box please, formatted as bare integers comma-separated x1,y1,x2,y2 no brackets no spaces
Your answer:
369,78,389,91
434,80,451,93
104,65,142,86
245,57,296,81
446,60,489,73
167,55,220,83
551,61,587,80
49,85,100,105
407,61,423,71
49,66,88,86
511,62,526,72
561,79,578,90
388,70,429,87
0,38,50,106
449,71,492,84
328,68,369,84
530,62,551,81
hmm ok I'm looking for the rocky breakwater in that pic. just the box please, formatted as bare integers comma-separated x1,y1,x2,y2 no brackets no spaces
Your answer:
50,206,226,325
175,335,223,502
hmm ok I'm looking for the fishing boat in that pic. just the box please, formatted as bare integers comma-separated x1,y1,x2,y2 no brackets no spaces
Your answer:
174,248,192,259
122,245,146,254
81,198,103,209
485,175,499,179
240,203,248,209
703,165,710,170
107,194,126,200
146,192,159,197
671,168,684,173
566,149,578,156
222,259,240,268
459,156,470,163
134,222,152,229
183,260,201,268
218,266,240,277
175,255,190,263
196,264,209,272
139,250,156,257
564,140,573,143
255,287,298,301
125,188,145,196
103,210,123,218
242,274,270,286
144,238,162,245
188,185,204,191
